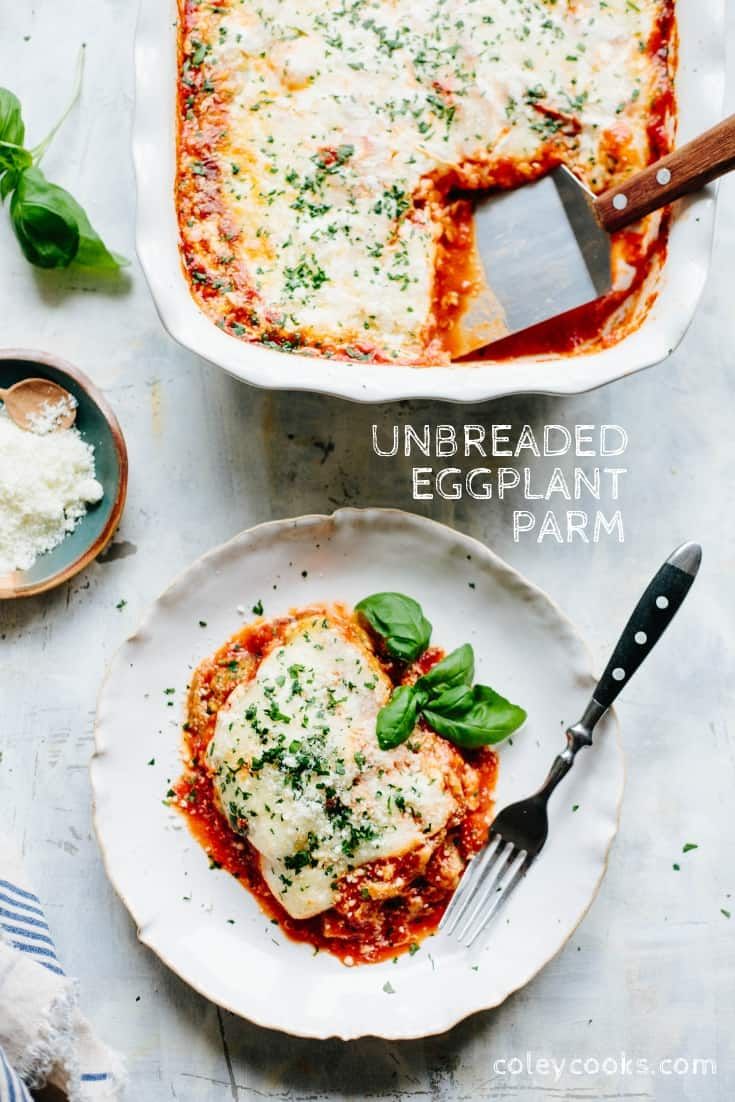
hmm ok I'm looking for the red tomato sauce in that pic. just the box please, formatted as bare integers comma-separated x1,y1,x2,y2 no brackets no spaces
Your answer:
172,609,498,964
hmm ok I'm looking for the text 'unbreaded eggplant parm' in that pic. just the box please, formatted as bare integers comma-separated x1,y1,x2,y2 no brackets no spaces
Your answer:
176,0,676,365
173,595,526,962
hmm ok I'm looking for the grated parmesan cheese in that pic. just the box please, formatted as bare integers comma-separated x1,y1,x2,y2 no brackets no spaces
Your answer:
0,407,104,575
26,393,79,435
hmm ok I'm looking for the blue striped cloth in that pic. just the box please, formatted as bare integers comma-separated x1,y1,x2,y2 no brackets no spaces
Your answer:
0,1046,32,1102
0,877,64,976
0,862,123,1101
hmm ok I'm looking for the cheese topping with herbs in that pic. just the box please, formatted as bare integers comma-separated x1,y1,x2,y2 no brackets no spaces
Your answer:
178,0,670,363
207,614,458,919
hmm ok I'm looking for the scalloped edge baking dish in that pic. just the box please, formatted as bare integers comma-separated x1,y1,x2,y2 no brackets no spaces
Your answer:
133,0,725,405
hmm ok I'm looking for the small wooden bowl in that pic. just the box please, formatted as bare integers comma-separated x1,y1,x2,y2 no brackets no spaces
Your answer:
0,350,128,599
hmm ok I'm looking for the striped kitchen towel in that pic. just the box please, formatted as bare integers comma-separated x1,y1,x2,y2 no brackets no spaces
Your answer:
0,838,125,1101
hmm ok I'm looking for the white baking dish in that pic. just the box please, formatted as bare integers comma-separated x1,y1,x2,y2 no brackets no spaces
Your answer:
133,0,725,404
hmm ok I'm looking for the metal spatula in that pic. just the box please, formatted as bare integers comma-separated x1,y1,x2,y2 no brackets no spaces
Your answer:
459,115,735,356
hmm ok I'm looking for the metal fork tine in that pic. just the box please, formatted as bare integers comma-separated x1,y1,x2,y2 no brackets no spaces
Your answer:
461,848,529,948
455,839,516,942
439,834,502,935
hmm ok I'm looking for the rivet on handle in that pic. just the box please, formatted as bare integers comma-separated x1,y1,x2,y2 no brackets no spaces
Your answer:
656,167,672,185
613,193,628,211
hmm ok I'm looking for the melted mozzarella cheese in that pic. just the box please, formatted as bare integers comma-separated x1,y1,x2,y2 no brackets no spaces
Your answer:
207,615,457,919
182,0,667,361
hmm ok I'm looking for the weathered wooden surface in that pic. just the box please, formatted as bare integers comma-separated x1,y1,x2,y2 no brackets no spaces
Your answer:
1,2,734,1099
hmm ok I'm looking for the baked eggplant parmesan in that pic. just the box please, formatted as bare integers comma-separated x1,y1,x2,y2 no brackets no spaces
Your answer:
173,598,526,962
177,0,676,365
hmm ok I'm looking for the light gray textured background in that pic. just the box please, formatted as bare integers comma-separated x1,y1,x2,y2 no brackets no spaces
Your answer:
1,2,733,1099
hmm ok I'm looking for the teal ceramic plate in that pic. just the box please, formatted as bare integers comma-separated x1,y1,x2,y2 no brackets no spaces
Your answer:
0,350,128,599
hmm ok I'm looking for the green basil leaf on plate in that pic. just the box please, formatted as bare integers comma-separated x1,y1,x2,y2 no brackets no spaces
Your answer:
416,643,474,698
421,682,474,718
376,684,421,751
10,167,80,268
423,684,527,749
356,592,432,662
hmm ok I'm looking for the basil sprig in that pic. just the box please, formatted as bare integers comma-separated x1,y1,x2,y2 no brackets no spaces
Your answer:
357,590,526,751
415,642,474,696
423,683,527,749
0,52,127,272
376,684,422,750
377,644,526,751
356,592,432,662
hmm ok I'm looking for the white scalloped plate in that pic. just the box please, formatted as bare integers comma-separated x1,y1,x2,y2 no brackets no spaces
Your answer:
92,509,623,1039
132,1,724,403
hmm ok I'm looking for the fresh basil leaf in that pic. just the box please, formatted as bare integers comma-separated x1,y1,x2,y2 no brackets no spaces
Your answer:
0,88,31,200
72,200,129,270
423,684,527,748
356,592,432,662
10,167,80,268
9,166,127,270
423,683,474,718
416,643,474,698
0,60,126,272
376,684,421,751
0,142,31,177
0,89,25,147
0,163,22,202
0,172,14,201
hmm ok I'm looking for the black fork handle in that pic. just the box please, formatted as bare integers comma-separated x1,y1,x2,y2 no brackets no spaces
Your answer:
593,543,702,712
537,542,702,804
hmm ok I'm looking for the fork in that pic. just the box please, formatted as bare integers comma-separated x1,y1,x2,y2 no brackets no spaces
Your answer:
440,541,702,948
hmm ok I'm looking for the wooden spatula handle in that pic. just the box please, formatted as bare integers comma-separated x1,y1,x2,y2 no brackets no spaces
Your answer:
595,114,735,234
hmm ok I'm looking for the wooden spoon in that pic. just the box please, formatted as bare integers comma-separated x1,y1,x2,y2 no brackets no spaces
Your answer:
0,378,77,432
